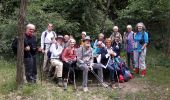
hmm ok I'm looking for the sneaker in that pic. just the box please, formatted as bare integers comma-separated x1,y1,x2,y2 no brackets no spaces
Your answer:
63,79,68,90
83,87,88,92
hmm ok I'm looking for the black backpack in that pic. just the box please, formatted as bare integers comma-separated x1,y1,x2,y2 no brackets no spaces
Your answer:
11,37,18,54
133,31,150,45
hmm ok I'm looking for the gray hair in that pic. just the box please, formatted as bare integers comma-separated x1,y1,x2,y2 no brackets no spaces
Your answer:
135,22,146,32
26,23,35,30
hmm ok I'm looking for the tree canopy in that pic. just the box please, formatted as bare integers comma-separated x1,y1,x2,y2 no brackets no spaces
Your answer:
0,0,170,57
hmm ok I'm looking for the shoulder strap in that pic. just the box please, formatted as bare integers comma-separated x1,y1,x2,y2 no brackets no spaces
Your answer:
52,31,57,38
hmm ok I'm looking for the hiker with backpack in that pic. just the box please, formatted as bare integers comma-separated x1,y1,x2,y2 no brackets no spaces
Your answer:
62,38,77,89
110,26,122,44
40,23,57,72
123,25,135,69
49,35,64,86
133,22,149,77
24,24,37,83
76,36,104,92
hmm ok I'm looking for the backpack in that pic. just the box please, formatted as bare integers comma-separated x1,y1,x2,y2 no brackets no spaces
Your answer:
47,43,58,59
44,31,57,59
43,31,57,50
11,37,18,54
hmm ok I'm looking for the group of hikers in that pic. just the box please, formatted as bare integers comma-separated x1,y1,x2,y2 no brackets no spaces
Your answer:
12,22,149,92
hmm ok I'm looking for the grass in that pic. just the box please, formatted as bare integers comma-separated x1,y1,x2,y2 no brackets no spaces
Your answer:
0,48,170,100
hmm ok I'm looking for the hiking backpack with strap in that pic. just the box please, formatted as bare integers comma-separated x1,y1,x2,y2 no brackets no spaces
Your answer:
43,31,57,50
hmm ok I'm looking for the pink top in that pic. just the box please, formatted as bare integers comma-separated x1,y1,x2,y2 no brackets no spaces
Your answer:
62,47,77,62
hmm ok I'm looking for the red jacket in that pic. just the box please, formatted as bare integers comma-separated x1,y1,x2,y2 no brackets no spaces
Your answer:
62,47,77,62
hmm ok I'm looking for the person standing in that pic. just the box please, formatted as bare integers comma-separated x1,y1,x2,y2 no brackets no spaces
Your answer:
123,25,135,69
24,24,37,83
63,34,70,48
80,31,86,46
110,26,122,44
40,23,57,71
133,22,149,77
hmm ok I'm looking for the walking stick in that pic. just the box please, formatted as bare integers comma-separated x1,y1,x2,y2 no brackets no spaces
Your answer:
38,52,43,85
90,69,109,88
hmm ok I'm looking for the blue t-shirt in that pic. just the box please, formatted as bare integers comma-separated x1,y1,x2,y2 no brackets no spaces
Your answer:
134,31,148,51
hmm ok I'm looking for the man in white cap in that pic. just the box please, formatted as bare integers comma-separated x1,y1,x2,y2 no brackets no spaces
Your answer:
80,31,86,45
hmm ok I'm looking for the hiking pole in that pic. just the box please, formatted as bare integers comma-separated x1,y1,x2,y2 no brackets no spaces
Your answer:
38,52,43,85
115,69,121,89
90,69,109,88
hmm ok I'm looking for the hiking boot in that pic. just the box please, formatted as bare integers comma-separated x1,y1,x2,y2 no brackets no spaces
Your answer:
63,79,68,90
57,78,63,87
141,69,146,77
83,87,88,92
134,68,139,74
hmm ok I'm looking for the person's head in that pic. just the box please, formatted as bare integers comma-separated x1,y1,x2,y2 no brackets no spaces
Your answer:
97,41,103,48
47,23,53,31
81,31,86,39
26,24,35,36
83,36,91,48
98,33,104,41
56,35,64,45
126,25,132,32
135,22,146,32
64,35,70,42
69,39,76,48
113,26,119,32
105,38,112,48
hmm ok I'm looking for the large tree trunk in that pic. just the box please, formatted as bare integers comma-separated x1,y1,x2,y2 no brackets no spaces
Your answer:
16,0,28,88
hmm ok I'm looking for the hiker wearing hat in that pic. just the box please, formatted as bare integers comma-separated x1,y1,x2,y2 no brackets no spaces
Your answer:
62,38,77,89
49,35,64,86
80,31,86,45
40,23,57,71
93,33,105,49
123,25,135,69
76,36,104,92
110,26,122,44
133,22,149,77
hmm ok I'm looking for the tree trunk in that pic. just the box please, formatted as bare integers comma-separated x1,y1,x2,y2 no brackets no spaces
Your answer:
101,0,111,34
16,0,27,89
